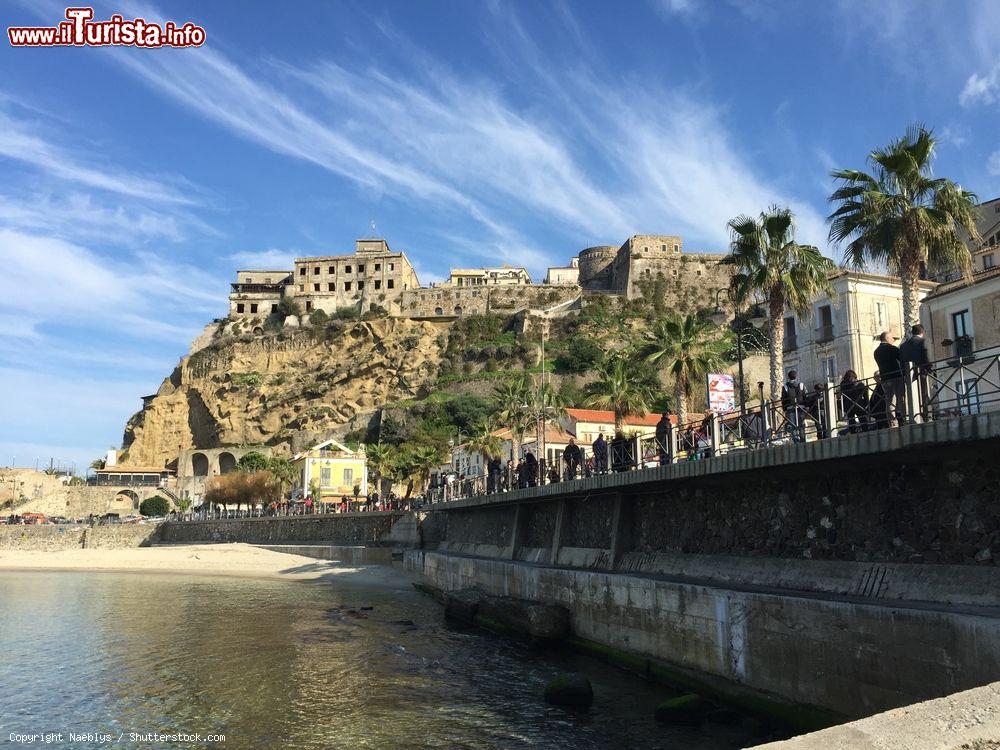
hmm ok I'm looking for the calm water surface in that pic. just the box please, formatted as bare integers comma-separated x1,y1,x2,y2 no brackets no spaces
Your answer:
0,569,772,749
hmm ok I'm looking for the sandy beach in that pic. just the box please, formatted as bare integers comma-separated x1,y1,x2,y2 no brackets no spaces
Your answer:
0,542,407,587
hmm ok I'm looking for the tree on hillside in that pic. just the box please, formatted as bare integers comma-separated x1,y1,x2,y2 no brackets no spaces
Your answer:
465,418,504,463
724,206,833,400
491,374,534,461
828,125,980,332
583,352,653,432
236,451,270,473
641,314,731,424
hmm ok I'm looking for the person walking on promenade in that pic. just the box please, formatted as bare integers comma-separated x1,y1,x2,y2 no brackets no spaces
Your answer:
655,412,671,465
874,332,905,426
899,324,931,419
515,458,526,489
592,433,608,475
869,371,888,429
839,370,870,434
524,450,539,487
563,438,582,480
781,369,806,442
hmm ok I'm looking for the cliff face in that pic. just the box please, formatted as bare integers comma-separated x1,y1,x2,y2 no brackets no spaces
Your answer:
122,318,447,467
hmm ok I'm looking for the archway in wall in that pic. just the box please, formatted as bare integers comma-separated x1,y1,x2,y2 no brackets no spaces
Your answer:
218,452,237,474
434,307,443,316
252,326,264,335
115,489,139,511
454,306,463,315
192,453,209,477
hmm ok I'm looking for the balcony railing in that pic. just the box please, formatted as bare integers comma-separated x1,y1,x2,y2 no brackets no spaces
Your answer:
783,336,798,352
230,283,284,294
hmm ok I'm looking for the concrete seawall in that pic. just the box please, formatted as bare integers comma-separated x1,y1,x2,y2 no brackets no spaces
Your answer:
408,413,1000,725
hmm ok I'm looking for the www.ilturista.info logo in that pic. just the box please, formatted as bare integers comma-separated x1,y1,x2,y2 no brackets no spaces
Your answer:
8,7,206,48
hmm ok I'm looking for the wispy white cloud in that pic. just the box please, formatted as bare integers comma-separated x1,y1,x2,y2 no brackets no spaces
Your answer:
961,62,1000,107
0,107,196,206
987,150,1000,177
227,248,297,270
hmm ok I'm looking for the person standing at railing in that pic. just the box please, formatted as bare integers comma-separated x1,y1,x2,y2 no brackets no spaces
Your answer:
839,370,870,434
610,430,630,472
874,332,905,427
592,433,608,475
487,456,502,494
524,450,539,487
563,438,582,480
654,413,671,465
781,370,807,442
899,324,930,418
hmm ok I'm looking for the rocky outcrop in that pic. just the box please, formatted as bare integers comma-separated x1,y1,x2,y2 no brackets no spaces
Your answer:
121,317,447,467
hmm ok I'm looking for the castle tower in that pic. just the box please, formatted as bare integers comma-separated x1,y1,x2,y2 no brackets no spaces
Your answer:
577,246,618,290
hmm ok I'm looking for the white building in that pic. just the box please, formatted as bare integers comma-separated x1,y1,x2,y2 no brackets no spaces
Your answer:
781,270,937,387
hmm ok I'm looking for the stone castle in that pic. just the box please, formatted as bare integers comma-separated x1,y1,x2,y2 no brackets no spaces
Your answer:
227,233,732,324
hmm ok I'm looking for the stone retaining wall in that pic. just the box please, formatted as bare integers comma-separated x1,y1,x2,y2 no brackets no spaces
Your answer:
0,523,161,550
157,512,403,546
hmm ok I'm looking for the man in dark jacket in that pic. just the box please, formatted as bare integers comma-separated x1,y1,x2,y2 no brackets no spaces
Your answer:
899,324,930,418
486,455,502,493
524,450,538,487
562,438,582,480
874,331,905,426
654,412,672,465
591,433,607,474
781,370,806,441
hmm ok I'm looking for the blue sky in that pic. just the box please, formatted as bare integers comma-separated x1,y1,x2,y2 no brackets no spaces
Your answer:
2,0,999,472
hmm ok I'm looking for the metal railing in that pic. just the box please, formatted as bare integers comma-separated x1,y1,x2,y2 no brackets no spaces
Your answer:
425,343,1000,504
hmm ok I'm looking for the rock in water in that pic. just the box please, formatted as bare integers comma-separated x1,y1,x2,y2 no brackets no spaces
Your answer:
544,674,593,708
653,694,709,725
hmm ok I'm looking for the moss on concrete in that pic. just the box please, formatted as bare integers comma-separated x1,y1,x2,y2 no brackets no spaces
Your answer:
565,635,842,732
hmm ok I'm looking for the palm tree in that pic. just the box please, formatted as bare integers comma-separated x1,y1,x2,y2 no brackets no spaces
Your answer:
405,443,449,498
465,418,504,463
583,351,653,432
828,125,980,332
725,206,833,400
365,443,395,495
265,457,298,502
491,374,533,460
641,314,731,424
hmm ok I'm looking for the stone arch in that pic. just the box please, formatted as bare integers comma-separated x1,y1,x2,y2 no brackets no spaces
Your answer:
115,489,140,511
434,307,443,316
192,452,209,476
252,326,264,336
218,452,237,474
454,305,463,316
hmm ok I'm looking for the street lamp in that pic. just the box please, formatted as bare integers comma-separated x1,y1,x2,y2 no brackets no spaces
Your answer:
712,288,766,417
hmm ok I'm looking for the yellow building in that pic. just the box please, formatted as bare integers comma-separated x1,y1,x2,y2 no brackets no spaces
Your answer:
292,439,367,501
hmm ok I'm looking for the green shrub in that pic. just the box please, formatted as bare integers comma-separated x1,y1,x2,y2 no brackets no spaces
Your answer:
309,308,329,324
139,496,170,517
332,305,361,320
276,297,301,319
554,337,603,374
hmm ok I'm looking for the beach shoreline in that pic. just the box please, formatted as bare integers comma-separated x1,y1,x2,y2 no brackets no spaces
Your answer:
0,542,408,588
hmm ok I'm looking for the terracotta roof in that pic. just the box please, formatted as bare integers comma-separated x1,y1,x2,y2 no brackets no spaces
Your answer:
564,408,673,427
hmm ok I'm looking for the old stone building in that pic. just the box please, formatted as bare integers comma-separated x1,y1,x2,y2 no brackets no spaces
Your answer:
544,257,579,285
576,234,730,308
228,270,292,317
291,239,419,315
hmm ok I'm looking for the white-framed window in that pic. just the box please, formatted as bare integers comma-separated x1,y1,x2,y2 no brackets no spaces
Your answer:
821,355,837,382
320,467,332,487
875,301,888,330
343,468,354,485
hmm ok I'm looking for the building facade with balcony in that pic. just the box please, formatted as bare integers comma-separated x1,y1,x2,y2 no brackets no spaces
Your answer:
921,264,1000,362
228,270,293,317
447,267,531,287
781,270,937,388
292,439,368,503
